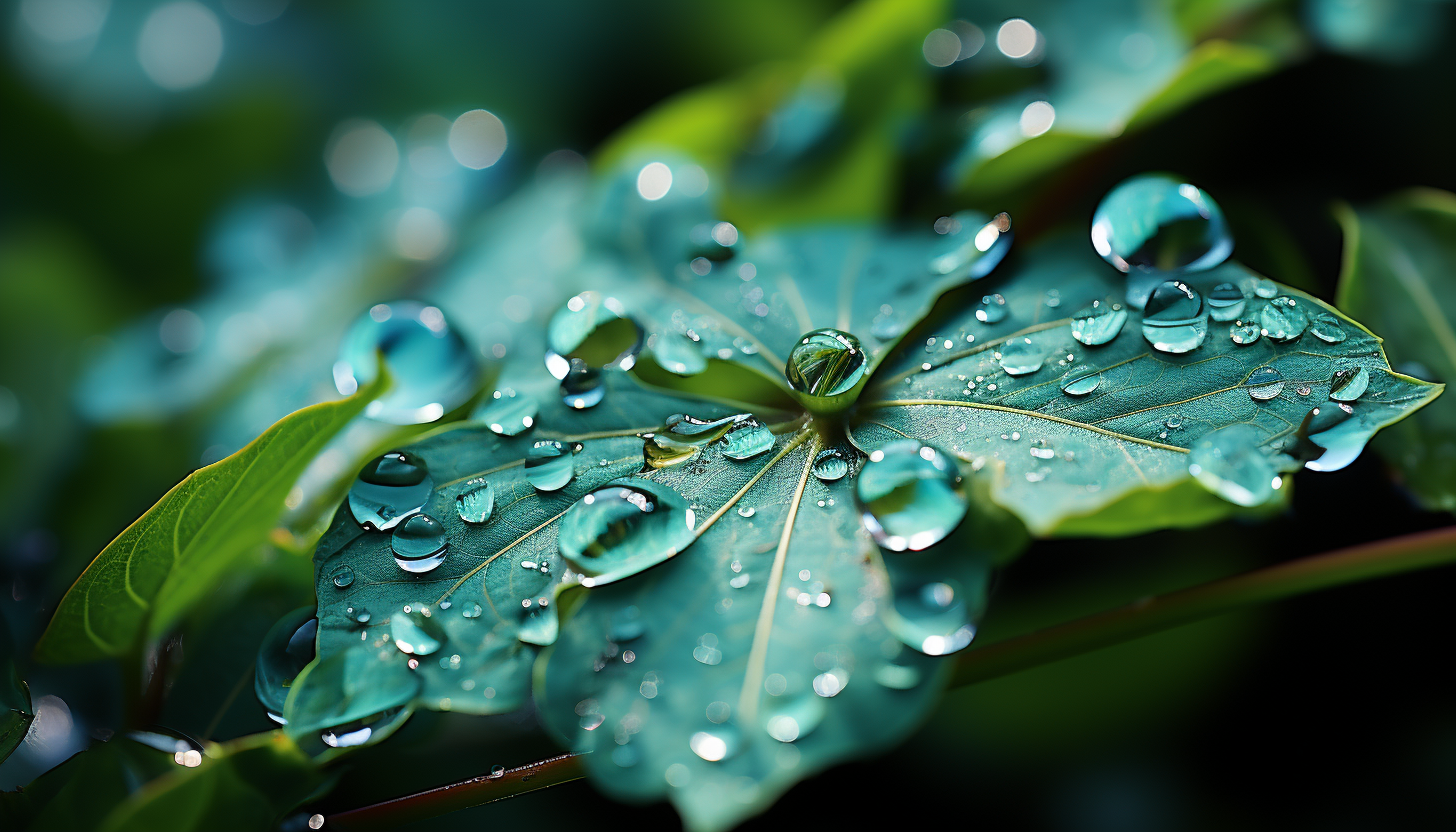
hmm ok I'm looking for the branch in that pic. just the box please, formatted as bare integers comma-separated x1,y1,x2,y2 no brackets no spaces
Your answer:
319,753,586,831
954,525,1456,687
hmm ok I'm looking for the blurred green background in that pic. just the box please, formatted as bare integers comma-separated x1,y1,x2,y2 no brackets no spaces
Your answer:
1,0,1454,829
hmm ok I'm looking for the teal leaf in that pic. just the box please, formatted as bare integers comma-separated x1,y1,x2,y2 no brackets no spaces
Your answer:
850,232,1439,536
1335,190,1456,511
35,369,389,663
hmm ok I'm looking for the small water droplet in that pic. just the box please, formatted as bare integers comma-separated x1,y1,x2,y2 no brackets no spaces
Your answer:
490,764,506,778
391,514,449,573
974,293,1008,324
1309,311,1347,343
335,301,479,425
1259,296,1307,342
349,451,432,531
1251,277,1279,298
1246,366,1285,401
558,480,696,586
812,447,853,482
736,505,756,518
456,479,494,524
765,694,826,743
1229,320,1261,345
998,337,1045,376
1188,424,1278,507
1329,366,1369,402
1060,366,1102,396
721,421,774,460
331,565,355,589
525,440,574,491
461,603,483,619
1141,280,1207,354
1206,282,1247,322
858,442,967,552
1070,300,1127,346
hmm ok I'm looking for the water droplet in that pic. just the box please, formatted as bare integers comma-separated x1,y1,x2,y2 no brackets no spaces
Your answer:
813,668,848,697
998,337,1045,376
525,440,574,491
1259,297,1307,342
544,292,644,382
1090,174,1232,276
1246,366,1285,401
653,331,707,376
889,581,977,656
765,695,826,743
1309,311,1347,343
330,565,355,589
391,514,448,573
785,329,867,410
721,421,774,460
391,609,444,656
693,632,723,666
1140,280,1207,354
461,603,483,619
1206,282,1247,322
490,764,506,778
928,211,1012,277
857,441,967,552
558,480,696,586
254,608,317,721
349,451,433,531
689,727,741,762
456,479,494,524
812,447,852,482
335,301,479,425
1070,300,1127,346
1060,366,1102,396
477,388,536,436
1250,277,1279,298
1296,402,1362,471
560,368,606,410
975,293,1008,324
736,505,756,518
1187,425,1278,507
1329,366,1369,402
1229,320,1261,346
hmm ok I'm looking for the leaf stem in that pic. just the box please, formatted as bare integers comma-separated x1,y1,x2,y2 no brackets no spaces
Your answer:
953,525,1456,687
320,752,586,831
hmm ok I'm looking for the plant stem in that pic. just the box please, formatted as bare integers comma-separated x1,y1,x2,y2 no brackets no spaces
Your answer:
321,752,586,831
953,525,1456,687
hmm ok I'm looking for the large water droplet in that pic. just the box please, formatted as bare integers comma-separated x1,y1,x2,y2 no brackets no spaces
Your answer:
544,292,644,383
1246,366,1285,401
391,609,444,656
1329,366,1369,402
1060,366,1102,396
349,451,433,531
1070,300,1127,346
335,301,479,425
1140,280,1207,354
1187,425,1278,507
558,480,696,586
857,441,967,552
254,608,317,722
888,581,976,656
998,337,1045,376
721,421,774,460
785,329,867,411
1309,311,1347,343
975,293,1008,324
1229,320,1261,346
1090,174,1232,277
456,479,494,524
525,440,574,491
477,388,537,435
1206,282,1247,322
811,447,852,482
1296,402,1362,471
928,211,1012,277
391,513,448,573
1259,296,1307,342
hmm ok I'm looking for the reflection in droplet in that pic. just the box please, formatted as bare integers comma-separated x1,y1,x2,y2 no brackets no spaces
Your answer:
478,388,537,436
1246,366,1285,401
998,337,1045,376
975,293,1008,324
1309,311,1347,343
721,421,774,460
1206,282,1247,322
330,565,355,589
1229,320,1261,346
1060,366,1102,396
1329,366,1370,402
544,293,644,387
558,480,696,586
456,480,494,524
812,447,852,482
785,329,867,410
391,514,449,573
1188,425,1278,507
1070,300,1127,346
560,368,606,410
889,581,976,656
1091,174,1232,276
525,440,574,491
928,211,1012,277
335,301,479,424
1259,297,1307,342
858,441,967,552
1140,281,1207,354
349,451,432,531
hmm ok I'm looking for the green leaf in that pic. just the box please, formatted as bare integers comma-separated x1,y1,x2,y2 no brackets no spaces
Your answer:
950,0,1291,199
1,735,176,831
0,615,33,765
35,370,389,663
1335,189,1456,511
100,733,321,832
850,232,1439,536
